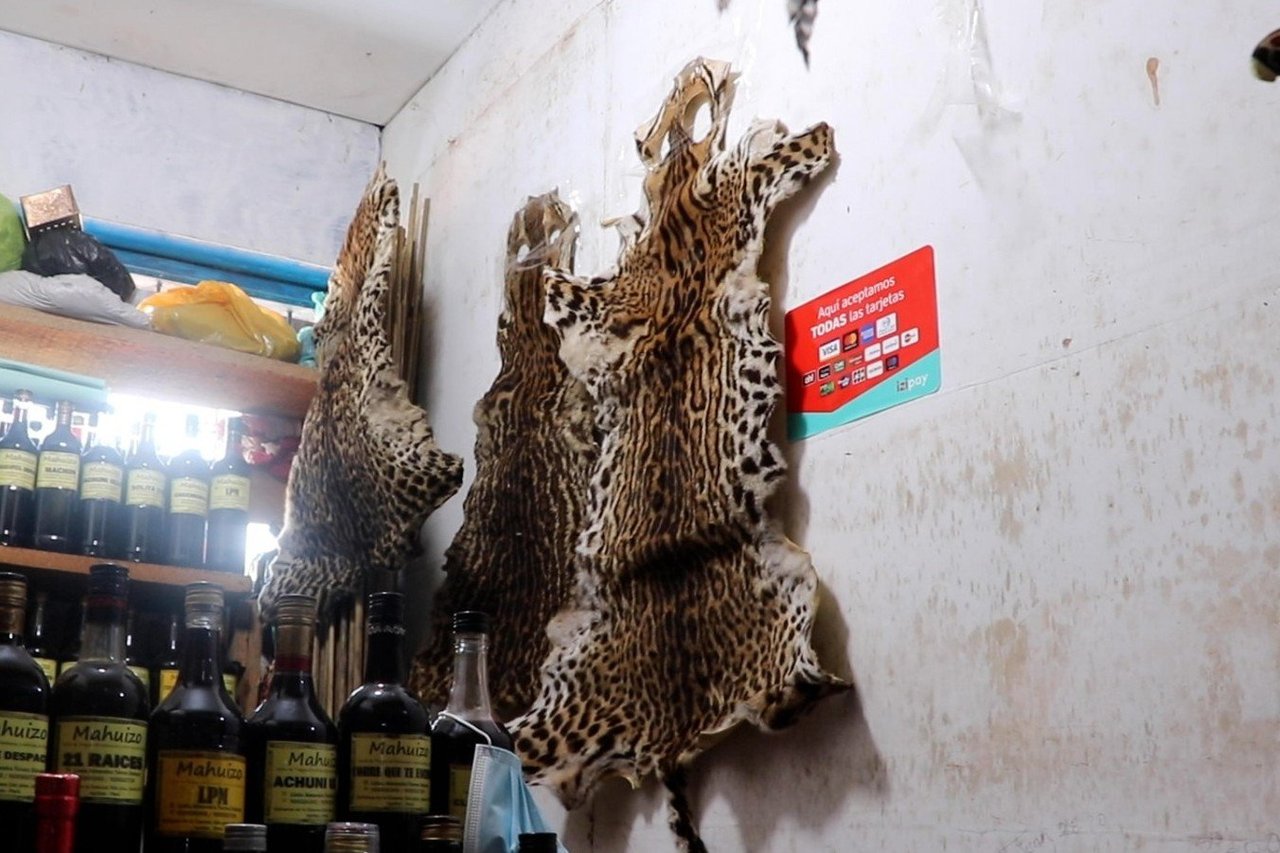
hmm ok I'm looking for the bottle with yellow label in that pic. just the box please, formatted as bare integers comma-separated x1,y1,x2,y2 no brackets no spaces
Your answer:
166,414,210,568
33,400,81,554
338,593,431,853
77,416,125,559
0,390,38,547
50,563,150,853
121,413,167,564
25,589,59,685
247,594,338,853
147,582,245,853
0,571,52,853
207,416,252,574
429,612,512,822
153,609,181,707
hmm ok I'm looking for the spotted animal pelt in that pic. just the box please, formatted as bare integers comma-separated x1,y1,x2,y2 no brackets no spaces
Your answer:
259,167,464,618
511,59,849,851
409,193,597,716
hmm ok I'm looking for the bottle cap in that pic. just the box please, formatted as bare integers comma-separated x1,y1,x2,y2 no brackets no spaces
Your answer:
87,564,129,599
419,814,462,842
185,582,224,611
274,594,317,627
223,823,268,852
517,832,560,853
34,773,80,819
0,572,27,610
325,822,380,853
453,610,490,635
367,592,404,625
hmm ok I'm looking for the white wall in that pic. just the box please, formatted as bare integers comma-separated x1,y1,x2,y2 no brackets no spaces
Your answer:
0,30,380,265
384,0,1280,849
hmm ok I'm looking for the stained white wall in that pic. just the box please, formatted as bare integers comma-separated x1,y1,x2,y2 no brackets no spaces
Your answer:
383,0,1280,850
0,30,380,266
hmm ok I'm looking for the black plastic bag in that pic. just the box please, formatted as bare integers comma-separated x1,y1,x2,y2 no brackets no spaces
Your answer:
22,229,135,301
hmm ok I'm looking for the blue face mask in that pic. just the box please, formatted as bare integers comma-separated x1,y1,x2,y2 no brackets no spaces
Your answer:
463,744,567,853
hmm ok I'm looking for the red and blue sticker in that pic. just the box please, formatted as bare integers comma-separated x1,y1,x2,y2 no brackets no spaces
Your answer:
784,246,940,440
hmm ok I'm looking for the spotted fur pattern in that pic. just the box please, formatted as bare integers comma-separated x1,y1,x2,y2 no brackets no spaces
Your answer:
259,167,464,617
511,59,849,850
409,193,598,716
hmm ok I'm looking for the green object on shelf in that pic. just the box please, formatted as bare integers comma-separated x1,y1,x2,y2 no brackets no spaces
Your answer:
0,193,25,272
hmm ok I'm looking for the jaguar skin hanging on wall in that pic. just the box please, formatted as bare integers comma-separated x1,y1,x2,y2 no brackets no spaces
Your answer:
506,58,849,850
259,167,464,617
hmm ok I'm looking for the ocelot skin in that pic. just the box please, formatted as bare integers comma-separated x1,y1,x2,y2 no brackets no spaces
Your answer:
511,59,849,851
259,167,463,619
409,193,598,718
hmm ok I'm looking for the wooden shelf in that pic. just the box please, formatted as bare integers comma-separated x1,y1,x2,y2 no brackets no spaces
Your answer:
0,304,317,418
0,545,252,599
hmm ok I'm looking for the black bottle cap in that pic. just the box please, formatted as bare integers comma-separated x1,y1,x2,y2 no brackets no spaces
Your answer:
368,592,404,625
517,832,559,853
452,610,489,635
87,564,129,598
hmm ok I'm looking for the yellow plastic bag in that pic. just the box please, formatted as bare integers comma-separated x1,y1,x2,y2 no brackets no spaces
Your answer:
140,280,300,362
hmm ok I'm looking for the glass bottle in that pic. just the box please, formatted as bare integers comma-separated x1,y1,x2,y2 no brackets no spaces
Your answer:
153,609,182,708
223,823,268,852
50,563,150,853
56,597,83,678
325,822,380,853
207,417,252,573
428,612,512,820
247,594,338,853
121,413,168,563
0,571,52,853
33,400,81,553
124,610,150,696
417,816,461,853
0,390,38,547
77,416,125,558
147,582,246,853
517,833,560,853
34,772,80,853
26,590,60,684
167,414,210,567
337,593,431,853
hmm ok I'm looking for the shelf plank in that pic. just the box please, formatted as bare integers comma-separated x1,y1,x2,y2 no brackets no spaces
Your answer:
0,545,252,596
0,305,316,418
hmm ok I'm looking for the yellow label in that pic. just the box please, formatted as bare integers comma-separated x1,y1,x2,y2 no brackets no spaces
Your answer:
159,668,179,702
0,711,49,802
448,764,471,819
0,448,36,490
154,750,246,838
57,659,76,677
53,716,146,804
80,461,124,502
128,665,151,691
223,673,237,696
209,474,251,512
35,451,79,491
264,741,336,825
126,469,166,508
33,656,58,684
349,733,430,812
170,476,209,516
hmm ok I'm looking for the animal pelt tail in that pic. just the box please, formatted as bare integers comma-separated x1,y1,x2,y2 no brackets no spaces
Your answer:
660,763,708,853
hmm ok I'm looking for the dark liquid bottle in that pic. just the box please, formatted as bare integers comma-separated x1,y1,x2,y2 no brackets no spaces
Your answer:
0,572,53,853
153,609,182,708
0,390,38,547
33,400,82,553
247,595,338,853
27,590,60,684
166,414,210,567
125,610,151,697
77,422,124,558
121,413,167,563
429,611,512,821
50,564,150,853
56,598,83,678
147,582,246,853
207,417,251,574
338,593,432,853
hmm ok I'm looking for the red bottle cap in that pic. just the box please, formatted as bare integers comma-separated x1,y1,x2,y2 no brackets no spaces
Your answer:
35,773,80,819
